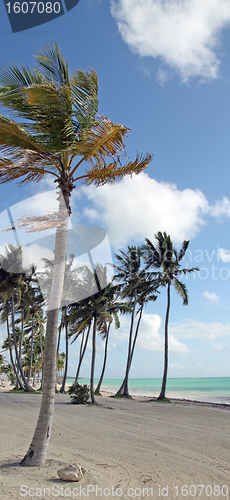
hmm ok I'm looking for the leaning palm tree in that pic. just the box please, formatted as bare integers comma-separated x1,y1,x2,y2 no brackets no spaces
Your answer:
142,232,199,400
0,42,152,465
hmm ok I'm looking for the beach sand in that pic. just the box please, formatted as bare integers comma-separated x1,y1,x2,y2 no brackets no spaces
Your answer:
0,387,229,499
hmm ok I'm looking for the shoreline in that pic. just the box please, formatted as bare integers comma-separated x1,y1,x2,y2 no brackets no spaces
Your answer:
1,380,230,409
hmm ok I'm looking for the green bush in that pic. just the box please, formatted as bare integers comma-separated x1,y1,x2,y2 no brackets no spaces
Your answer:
69,382,90,404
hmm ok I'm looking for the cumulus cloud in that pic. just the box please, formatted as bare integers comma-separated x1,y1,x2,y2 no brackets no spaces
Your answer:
110,312,191,355
203,291,220,302
81,173,209,246
170,318,230,340
80,173,230,248
110,0,230,82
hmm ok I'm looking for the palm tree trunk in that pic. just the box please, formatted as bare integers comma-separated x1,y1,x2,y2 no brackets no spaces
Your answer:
7,316,23,389
74,325,90,384
75,331,85,381
95,323,110,394
158,282,171,400
19,313,24,366
60,312,68,393
56,324,62,389
90,315,97,404
116,304,135,396
56,324,61,359
21,193,69,466
11,296,33,392
18,314,24,385
39,332,44,389
28,316,34,383
122,304,144,396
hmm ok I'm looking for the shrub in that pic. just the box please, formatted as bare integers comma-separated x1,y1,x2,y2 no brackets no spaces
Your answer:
69,382,90,404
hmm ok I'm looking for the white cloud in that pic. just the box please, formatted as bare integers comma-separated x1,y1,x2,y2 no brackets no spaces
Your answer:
203,291,220,302
209,197,230,217
110,312,190,355
110,0,230,82
22,244,54,272
80,172,230,247
11,189,59,219
218,248,230,262
170,318,230,340
81,173,209,246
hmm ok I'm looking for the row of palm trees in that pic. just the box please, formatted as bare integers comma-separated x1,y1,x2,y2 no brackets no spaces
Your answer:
67,232,198,401
0,232,198,405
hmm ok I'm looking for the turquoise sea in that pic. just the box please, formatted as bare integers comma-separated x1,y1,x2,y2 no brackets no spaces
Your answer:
67,377,230,404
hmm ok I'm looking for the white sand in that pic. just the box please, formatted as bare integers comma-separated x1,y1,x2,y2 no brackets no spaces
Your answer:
0,389,229,499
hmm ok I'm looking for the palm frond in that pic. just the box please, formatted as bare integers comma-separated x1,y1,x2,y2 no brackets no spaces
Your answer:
23,83,74,150
35,41,69,85
178,240,190,261
2,210,68,233
142,238,162,269
179,266,200,275
70,69,98,129
0,115,45,154
0,65,42,119
72,116,129,167
0,150,59,185
173,278,188,305
82,152,152,186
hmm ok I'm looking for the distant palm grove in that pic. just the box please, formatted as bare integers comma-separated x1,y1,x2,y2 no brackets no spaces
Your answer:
0,233,198,402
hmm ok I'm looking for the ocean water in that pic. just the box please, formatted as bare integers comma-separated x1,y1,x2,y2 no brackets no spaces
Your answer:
67,377,230,404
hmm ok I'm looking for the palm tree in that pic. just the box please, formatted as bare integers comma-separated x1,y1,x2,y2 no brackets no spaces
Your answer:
0,245,33,391
142,232,199,400
0,42,152,465
94,284,125,395
38,254,81,392
113,246,158,397
68,265,112,403
23,298,44,384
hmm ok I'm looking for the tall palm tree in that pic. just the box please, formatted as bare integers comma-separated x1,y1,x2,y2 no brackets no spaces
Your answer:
113,246,158,397
0,42,152,465
142,232,199,400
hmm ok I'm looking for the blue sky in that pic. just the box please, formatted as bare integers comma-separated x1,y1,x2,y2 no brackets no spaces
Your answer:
1,0,230,380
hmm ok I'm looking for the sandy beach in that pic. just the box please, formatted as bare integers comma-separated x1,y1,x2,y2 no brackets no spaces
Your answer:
0,387,229,500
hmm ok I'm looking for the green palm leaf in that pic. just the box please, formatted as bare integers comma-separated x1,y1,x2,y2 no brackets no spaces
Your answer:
0,115,45,155
173,277,188,305
35,41,69,85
